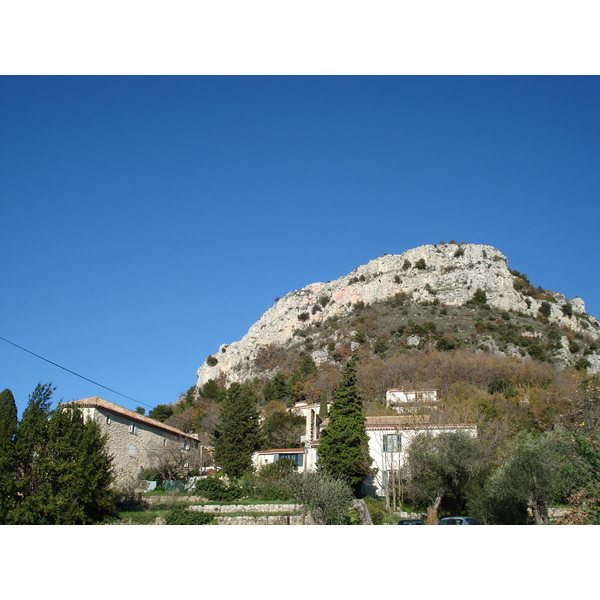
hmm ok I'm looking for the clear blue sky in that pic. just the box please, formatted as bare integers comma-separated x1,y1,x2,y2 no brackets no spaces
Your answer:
2,76,599,417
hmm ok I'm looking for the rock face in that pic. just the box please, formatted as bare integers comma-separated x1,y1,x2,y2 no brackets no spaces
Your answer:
196,243,599,387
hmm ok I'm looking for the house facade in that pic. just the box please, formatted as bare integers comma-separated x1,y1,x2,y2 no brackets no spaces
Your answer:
64,397,202,489
251,392,477,498
362,416,477,496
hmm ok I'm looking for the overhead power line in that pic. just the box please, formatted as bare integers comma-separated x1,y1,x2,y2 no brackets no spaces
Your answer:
0,334,143,405
0,334,203,431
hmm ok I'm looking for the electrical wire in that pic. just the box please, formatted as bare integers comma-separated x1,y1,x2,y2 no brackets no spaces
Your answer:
0,334,210,431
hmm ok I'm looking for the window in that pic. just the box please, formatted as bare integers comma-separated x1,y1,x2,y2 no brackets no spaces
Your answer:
129,423,137,434
129,445,137,457
277,453,303,467
106,415,111,425
181,440,190,451
383,434,401,452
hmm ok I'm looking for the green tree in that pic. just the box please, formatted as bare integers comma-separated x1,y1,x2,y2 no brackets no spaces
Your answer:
261,411,305,449
284,471,354,524
300,354,317,377
5,384,115,524
262,372,290,404
539,301,552,319
373,335,388,355
148,404,174,422
486,430,566,524
317,358,372,495
200,379,226,403
0,389,18,522
468,288,487,305
9,383,54,522
403,431,486,522
0,388,18,445
213,382,262,478
319,390,329,420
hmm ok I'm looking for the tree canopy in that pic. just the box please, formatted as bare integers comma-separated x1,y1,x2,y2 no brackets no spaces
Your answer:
403,431,486,522
1,384,115,524
317,358,372,494
213,382,262,478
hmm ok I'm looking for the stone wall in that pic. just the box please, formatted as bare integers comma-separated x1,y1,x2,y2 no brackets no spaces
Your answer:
87,407,199,489
188,503,302,513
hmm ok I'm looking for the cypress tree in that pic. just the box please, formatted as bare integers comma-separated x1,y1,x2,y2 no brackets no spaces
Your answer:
319,390,329,420
0,388,18,445
213,382,262,478
317,358,372,495
0,389,18,522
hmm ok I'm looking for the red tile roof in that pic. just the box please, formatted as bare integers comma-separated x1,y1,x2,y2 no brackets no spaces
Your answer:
63,397,199,441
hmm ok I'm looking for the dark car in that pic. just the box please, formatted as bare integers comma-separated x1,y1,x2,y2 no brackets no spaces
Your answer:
438,516,481,525
398,518,425,525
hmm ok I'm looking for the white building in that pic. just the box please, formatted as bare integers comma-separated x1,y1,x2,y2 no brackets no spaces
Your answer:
362,416,477,496
252,402,477,498
385,388,439,413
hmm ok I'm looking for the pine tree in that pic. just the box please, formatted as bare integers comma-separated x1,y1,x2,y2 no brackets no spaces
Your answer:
213,382,262,478
9,383,54,523
5,383,115,524
317,358,372,495
38,405,115,523
0,389,18,522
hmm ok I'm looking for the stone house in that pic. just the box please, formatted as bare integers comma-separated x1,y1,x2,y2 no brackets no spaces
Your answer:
64,397,202,489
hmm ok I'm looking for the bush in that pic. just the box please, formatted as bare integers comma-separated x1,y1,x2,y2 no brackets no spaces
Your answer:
468,288,487,305
539,302,552,319
284,471,354,525
256,458,298,480
362,496,386,525
164,507,212,525
195,476,242,502
415,258,427,270
206,355,219,367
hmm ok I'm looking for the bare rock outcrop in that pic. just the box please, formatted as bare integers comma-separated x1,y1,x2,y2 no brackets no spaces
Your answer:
196,243,599,387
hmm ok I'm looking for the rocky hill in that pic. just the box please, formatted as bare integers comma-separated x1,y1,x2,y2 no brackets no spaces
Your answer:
196,243,600,388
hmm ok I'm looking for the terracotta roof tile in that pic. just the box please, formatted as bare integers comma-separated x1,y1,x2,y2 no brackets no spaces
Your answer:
63,397,199,441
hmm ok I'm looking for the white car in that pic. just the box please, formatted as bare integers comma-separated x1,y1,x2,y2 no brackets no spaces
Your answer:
439,516,481,525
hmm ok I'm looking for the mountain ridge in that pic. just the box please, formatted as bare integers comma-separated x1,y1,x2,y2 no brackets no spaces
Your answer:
196,243,600,388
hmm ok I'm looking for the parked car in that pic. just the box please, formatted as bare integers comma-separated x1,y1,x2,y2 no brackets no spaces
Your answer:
398,518,425,525
438,516,481,525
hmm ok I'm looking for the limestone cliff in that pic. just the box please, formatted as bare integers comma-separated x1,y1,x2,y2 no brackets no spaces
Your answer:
196,243,599,387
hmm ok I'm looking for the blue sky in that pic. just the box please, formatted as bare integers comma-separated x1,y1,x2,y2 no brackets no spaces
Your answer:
1,76,599,417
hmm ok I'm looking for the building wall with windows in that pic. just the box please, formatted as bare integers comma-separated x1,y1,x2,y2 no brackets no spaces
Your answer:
64,397,200,489
364,417,477,497
252,448,306,470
